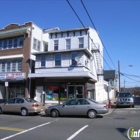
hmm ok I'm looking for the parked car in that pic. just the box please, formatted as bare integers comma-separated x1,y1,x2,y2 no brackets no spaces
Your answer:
45,98,108,119
116,92,134,108
0,97,45,116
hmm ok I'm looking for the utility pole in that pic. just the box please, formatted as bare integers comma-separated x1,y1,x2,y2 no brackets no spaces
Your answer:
118,61,120,92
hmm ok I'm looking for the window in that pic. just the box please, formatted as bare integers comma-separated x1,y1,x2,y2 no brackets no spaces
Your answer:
33,38,41,51
33,38,37,49
0,40,2,50
19,37,24,47
17,61,22,71
8,39,12,48
66,99,77,105
7,99,15,104
71,52,77,66
41,55,46,67
14,38,18,48
77,99,90,105
37,41,41,51
54,40,58,51
2,62,5,72
3,40,7,49
55,54,61,66
16,98,24,103
12,61,16,71
66,39,71,49
7,62,11,72
79,38,84,48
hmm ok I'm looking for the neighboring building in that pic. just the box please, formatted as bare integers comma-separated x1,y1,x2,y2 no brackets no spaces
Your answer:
0,22,47,101
104,70,117,100
29,26,104,104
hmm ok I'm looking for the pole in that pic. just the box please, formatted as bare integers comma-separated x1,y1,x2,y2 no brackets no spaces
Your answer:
118,61,120,92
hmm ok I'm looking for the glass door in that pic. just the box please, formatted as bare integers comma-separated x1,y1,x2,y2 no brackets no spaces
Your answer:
67,85,84,99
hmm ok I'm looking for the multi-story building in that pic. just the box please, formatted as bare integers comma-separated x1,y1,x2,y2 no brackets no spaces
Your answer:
29,26,104,104
0,22,104,104
0,22,48,102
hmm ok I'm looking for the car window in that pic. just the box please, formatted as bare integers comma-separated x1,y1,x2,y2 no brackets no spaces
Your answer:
118,92,132,97
7,99,15,104
25,98,37,103
66,99,77,105
16,98,24,103
88,99,99,104
78,99,90,105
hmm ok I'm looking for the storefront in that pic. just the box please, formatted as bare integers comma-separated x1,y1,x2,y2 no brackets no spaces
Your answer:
0,73,26,100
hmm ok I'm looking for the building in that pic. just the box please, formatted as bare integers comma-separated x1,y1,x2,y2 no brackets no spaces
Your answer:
0,22,46,102
0,22,104,104
29,26,104,104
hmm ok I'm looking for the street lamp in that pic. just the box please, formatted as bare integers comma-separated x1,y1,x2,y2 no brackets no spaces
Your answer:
118,61,133,92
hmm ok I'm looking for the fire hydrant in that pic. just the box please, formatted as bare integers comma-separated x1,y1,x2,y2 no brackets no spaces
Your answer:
108,99,112,109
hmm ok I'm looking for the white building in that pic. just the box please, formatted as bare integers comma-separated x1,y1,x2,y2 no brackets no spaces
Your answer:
29,26,105,104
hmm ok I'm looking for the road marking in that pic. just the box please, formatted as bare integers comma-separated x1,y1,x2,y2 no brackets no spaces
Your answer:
1,119,58,140
67,125,89,140
0,126,25,132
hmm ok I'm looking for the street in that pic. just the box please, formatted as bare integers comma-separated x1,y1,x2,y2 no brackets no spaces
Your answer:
0,105,140,140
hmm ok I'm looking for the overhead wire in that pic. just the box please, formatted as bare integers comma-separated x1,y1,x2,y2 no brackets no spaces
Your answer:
80,0,117,71
66,0,112,70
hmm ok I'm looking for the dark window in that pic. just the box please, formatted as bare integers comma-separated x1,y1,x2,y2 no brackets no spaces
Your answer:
55,54,61,66
41,55,46,67
54,40,58,51
71,52,77,66
16,98,24,103
7,99,15,104
77,99,90,105
66,99,77,105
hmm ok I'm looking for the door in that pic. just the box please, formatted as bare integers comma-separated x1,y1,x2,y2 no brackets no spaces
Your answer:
67,85,84,99
2,98,15,112
35,86,43,102
60,99,77,115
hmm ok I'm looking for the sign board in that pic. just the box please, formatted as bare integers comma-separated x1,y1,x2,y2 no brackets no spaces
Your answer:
5,82,8,87
0,73,25,81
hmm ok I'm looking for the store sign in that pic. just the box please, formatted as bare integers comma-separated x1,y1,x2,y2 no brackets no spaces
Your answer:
0,73,25,81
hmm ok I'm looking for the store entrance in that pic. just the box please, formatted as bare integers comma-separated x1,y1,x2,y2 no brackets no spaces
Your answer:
68,85,84,99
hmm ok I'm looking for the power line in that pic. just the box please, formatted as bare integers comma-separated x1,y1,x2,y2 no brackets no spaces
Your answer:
66,0,112,69
80,0,117,71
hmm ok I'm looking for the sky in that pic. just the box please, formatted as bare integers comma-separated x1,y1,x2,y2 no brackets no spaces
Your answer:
0,0,140,88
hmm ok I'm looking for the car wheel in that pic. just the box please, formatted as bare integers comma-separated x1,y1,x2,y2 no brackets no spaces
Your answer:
21,108,28,116
0,108,3,114
132,105,135,108
88,110,97,119
51,110,59,118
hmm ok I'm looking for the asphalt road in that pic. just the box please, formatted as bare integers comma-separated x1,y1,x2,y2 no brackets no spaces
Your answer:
0,106,140,140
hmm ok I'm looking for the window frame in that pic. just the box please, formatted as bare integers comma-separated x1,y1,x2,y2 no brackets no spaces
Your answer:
54,40,59,51
66,39,71,49
79,37,84,48
40,55,46,67
55,54,61,67
71,52,78,66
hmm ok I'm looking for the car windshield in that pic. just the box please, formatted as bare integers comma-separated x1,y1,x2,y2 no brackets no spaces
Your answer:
118,92,132,97
25,98,37,103
88,99,99,104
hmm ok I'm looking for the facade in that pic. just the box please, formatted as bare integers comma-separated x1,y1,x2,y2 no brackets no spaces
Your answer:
29,27,104,104
0,22,104,104
0,22,46,102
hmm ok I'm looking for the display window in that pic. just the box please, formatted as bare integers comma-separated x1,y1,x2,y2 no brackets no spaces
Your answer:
45,84,67,101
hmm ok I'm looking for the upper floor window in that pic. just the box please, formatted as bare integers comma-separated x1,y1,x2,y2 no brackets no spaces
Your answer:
0,37,24,50
19,37,24,47
55,54,61,67
54,40,58,51
71,52,77,66
33,38,41,51
66,39,71,49
79,38,84,48
41,55,46,67
0,60,22,72
0,40,2,50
